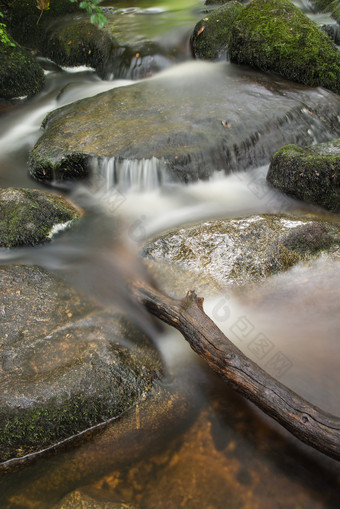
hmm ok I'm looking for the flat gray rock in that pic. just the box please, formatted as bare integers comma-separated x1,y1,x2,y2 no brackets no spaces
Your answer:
28,62,340,186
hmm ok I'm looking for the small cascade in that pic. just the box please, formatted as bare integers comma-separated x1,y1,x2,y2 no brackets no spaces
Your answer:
90,156,169,192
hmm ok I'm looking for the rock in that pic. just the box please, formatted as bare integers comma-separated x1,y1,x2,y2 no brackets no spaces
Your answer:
0,31,45,99
52,490,136,509
142,214,340,291
267,139,340,213
192,2,243,60
28,62,340,186
6,2,182,80
42,19,118,79
228,0,340,94
0,188,81,248
0,265,163,463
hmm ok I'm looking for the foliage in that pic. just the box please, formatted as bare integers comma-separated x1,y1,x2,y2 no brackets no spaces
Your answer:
70,0,107,28
0,12,15,46
33,0,107,28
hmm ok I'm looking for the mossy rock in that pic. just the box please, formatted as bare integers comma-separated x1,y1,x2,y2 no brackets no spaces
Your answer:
0,188,81,248
192,2,244,60
0,265,163,463
142,214,340,291
228,0,340,94
42,18,118,77
0,30,45,99
267,139,340,213
6,0,81,49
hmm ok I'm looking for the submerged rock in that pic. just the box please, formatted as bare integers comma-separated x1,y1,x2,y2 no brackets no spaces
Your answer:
0,188,81,248
192,2,243,60
0,265,163,463
142,214,340,291
267,139,340,213
0,32,45,99
28,62,340,186
228,0,340,94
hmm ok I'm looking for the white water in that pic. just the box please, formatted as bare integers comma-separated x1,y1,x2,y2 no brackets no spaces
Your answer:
1,1,340,506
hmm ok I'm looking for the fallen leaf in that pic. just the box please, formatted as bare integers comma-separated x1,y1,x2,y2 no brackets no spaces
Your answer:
197,26,205,37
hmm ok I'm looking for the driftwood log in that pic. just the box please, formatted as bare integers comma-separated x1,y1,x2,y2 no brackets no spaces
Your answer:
131,281,340,461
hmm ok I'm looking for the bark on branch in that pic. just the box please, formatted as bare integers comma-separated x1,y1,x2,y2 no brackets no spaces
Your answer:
131,281,340,461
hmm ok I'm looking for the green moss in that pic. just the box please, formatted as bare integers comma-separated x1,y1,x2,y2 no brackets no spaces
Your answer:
228,0,340,93
267,140,340,213
0,29,44,98
192,2,244,60
0,188,80,247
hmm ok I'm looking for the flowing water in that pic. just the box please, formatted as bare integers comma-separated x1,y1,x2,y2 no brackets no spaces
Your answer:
0,1,340,508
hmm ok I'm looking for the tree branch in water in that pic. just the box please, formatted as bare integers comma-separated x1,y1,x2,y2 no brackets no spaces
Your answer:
131,281,340,461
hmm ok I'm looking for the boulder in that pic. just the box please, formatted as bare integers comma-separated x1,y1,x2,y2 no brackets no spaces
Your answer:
228,0,340,94
0,31,44,99
192,2,243,60
0,188,81,248
0,265,163,463
267,139,340,213
142,214,340,290
28,62,340,186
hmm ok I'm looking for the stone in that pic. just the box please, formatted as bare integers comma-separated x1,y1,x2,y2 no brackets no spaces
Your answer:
192,2,243,60
267,139,340,213
228,0,340,94
0,188,81,248
0,265,163,463
142,214,340,291
0,31,45,99
28,62,340,186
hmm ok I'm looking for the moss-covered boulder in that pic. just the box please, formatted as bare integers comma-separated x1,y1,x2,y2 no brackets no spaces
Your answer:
267,139,340,213
0,30,45,99
228,0,340,94
0,188,81,247
192,2,243,60
42,18,118,78
0,264,163,463
28,62,340,186
142,214,340,291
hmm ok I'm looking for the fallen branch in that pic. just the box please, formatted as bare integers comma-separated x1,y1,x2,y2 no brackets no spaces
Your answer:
131,281,340,461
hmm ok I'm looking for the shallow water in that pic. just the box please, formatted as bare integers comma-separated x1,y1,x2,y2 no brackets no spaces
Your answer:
0,1,340,507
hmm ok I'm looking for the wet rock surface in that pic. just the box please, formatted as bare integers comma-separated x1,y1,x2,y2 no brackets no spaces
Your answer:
0,265,163,463
267,139,340,214
0,188,81,248
142,214,340,290
28,62,340,185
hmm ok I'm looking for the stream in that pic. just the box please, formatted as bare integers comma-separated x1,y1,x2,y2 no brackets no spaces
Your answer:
0,1,340,508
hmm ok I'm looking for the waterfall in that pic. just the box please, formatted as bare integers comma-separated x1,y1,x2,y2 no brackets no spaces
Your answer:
89,155,169,192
